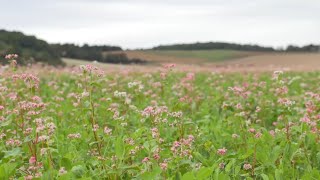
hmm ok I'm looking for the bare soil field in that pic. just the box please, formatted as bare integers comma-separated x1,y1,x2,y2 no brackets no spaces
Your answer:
220,53,320,71
64,52,320,73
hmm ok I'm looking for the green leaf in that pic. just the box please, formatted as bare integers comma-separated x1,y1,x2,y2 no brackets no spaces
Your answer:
84,101,90,108
182,172,195,180
90,82,102,88
41,169,57,180
239,149,254,159
0,163,17,179
72,165,85,178
225,159,235,173
270,146,281,163
31,86,36,94
0,119,12,127
261,174,270,180
193,152,208,166
139,167,161,180
197,167,212,179
275,169,282,180
175,171,182,180
218,172,230,180
234,166,241,175
61,157,72,170
23,136,33,143
115,137,125,159
57,173,73,180
4,148,21,158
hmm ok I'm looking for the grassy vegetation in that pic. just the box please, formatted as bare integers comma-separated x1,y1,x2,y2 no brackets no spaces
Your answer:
142,50,261,62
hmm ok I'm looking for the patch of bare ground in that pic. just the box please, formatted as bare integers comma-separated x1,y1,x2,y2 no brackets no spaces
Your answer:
64,53,320,74
219,53,320,71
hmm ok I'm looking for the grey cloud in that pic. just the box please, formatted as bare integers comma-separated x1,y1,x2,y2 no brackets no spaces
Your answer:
0,0,319,48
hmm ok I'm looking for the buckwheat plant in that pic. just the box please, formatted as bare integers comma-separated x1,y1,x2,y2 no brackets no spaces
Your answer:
0,54,320,179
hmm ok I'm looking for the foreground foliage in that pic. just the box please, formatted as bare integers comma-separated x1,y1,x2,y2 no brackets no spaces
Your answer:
1,56,320,179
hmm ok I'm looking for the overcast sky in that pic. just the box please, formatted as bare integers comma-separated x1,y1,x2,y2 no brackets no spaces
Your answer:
1,0,319,49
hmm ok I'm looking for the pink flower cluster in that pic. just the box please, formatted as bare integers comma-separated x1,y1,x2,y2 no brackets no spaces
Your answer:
79,64,104,77
217,147,227,156
12,73,40,88
104,126,112,135
228,86,251,98
5,54,18,59
141,106,168,117
170,135,194,158
68,133,81,139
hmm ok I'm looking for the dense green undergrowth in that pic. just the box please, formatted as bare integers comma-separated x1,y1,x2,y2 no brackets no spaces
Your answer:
1,60,320,179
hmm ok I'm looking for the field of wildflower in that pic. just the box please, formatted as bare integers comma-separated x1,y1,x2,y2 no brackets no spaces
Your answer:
1,54,320,179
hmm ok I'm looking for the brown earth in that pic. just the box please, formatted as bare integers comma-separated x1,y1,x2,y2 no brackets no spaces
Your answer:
64,52,320,73
219,53,320,71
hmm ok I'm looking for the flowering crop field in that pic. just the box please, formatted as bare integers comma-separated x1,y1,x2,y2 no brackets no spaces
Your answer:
1,56,320,179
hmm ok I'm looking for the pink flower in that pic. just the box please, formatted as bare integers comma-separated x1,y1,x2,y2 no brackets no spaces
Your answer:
269,130,275,137
153,153,160,160
160,72,167,79
183,73,195,81
300,115,311,123
5,54,18,59
24,128,33,135
59,167,67,175
219,162,225,169
104,126,112,135
67,133,81,139
188,135,194,141
232,134,239,138
235,103,242,110
173,141,180,148
217,147,227,156
243,163,252,170
163,63,176,69
29,156,36,164
0,106,4,110
255,106,261,112
248,128,256,133
151,127,159,138
277,98,294,106
255,132,262,139
160,162,168,170
35,172,42,178
142,157,150,163
25,175,33,180
92,124,99,132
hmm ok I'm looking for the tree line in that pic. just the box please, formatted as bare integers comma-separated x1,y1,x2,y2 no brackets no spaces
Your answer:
0,29,64,65
51,43,145,64
152,42,320,52
1,29,319,66
0,30,145,66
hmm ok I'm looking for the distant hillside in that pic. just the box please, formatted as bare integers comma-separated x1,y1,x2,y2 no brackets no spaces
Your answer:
2,29,318,66
286,44,320,52
152,42,275,51
125,50,263,64
0,29,64,65
152,42,320,52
